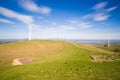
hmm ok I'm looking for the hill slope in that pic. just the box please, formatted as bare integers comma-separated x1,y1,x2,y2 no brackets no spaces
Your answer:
0,40,120,80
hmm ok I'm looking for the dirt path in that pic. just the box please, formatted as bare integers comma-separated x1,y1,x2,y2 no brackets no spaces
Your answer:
12,58,23,66
70,42,114,54
12,58,37,66
70,42,81,48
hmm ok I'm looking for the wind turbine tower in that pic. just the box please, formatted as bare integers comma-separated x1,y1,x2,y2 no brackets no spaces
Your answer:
107,39,110,47
28,24,33,41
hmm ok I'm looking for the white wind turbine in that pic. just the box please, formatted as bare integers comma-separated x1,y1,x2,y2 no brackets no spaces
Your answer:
28,24,33,41
107,38,110,47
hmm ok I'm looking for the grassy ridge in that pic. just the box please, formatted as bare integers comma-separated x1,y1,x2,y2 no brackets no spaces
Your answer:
0,40,120,80
98,45,120,53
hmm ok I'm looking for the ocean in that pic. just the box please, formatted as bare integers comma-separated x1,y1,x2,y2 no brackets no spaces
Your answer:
0,39,120,44
66,39,120,44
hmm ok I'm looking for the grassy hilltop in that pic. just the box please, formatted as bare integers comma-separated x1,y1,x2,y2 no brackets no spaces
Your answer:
0,40,120,80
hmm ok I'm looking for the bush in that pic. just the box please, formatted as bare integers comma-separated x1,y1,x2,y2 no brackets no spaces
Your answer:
113,48,120,52
104,44,108,47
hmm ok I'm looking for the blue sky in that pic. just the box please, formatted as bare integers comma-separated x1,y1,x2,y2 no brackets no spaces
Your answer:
0,0,120,39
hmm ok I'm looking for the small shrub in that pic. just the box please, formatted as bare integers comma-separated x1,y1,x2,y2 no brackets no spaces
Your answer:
65,62,67,64
104,44,107,47
113,48,120,52
76,68,78,71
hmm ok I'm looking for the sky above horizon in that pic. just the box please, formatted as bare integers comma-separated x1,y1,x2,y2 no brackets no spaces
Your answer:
0,0,120,40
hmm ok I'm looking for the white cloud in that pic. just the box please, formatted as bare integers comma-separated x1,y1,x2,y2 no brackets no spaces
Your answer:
58,25,74,31
0,18,14,24
69,20,92,29
106,6,117,12
56,21,92,31
0,7,33,24
32,25,70,33
52,22,57,25
31,24,43,30
39,16,43,19
31,20,92,35
39,6,51,15
82,14,92,20
44,20,49,23
84,2,118,22
19,0,51,15
93,2,107,10
93,13,110,21
69,20,78,24
77,22,92,28
43,19,57,25
99,22,107,24
19,0,39,12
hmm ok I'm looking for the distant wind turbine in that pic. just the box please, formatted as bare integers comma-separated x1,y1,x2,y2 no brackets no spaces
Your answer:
28,24,33,41
107,39,110,47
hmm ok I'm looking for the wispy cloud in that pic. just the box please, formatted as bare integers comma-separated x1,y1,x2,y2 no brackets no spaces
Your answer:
38,16,43,19
19,0,51,15
44,20,49,23
39,16,57,25
83,2,117,22
43,19,57,25
57,21,92,31
0,7,33,25
69,20,92,29
35,21,92,34
69,20,78,24
105,6,117,12
58,25,74,31
32,24,69,33
52,22,57,25
82,14,93,20
93,13,110,21
0,18,14,24
93,2,107,10
77,22,92,28
42,21,92,32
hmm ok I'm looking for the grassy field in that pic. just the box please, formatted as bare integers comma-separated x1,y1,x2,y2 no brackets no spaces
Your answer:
98,45,120,53
96,44,120,59
0,40,120,80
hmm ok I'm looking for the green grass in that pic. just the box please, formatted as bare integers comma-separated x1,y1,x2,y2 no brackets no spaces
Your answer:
98,45,120,53
97,44,120,59
0,40,120,80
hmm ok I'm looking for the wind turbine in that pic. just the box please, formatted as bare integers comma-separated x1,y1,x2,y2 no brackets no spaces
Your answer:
28,24,33,41
107,38,110,47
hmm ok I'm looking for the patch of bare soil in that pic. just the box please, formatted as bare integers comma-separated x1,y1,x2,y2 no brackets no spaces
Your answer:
90,55,114,62
12,58,37,66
